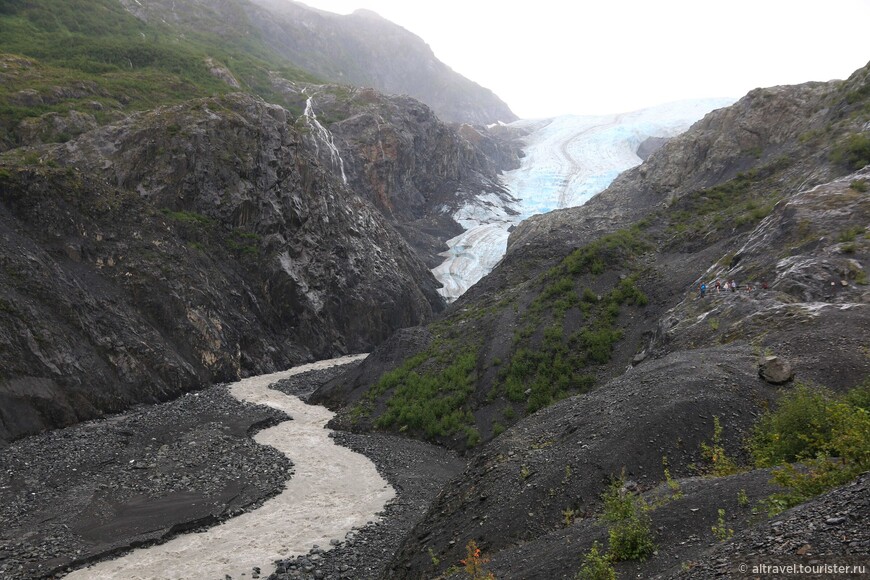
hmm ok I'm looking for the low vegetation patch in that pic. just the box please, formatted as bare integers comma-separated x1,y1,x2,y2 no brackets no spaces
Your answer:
459,539,495,580
0,0,319,143
576,542,615,580
368,349,479,441
227,229,261,256
575,477,657,578
495,228,651,414
750,380,870,513
160,208,214,226
831,133,870,170
665,158,790,246
696,416,741,477
711,508,734,541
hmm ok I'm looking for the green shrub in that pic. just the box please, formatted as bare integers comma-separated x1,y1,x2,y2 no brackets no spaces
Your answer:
844,380,870,410
580,327,623,364
711,508,734,541
374,350,478,440
751,381,870,513
582,287,599,303
595,476,656,562
750,384,838,466
831,133,870,170
850,179,869,192
465,426,481,447
600,477,636,523
576,542,615,580
608,513,656,561
611,277,649,307
543,276,576,300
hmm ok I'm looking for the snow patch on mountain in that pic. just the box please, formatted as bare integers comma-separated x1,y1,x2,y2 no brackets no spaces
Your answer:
433,98,735,300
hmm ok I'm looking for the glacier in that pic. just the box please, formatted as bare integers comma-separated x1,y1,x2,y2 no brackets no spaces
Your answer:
433,98,736,301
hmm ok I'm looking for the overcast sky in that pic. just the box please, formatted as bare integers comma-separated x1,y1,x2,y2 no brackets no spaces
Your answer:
291,0,870,119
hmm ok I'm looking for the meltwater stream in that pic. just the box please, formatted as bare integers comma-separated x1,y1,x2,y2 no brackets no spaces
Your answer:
65,354,394,580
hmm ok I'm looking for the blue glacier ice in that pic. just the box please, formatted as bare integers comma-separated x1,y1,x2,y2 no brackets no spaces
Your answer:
432,98,736,301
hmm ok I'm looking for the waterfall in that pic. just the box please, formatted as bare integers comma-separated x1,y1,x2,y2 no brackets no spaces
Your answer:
303,97,348,184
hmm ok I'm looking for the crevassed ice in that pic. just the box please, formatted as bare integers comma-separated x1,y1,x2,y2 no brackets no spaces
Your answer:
433,98,735,301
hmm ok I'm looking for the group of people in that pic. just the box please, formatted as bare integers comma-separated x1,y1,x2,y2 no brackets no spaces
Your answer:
699,278,767,297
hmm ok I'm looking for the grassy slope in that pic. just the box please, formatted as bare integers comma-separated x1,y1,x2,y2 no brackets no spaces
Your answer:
0,0,319,146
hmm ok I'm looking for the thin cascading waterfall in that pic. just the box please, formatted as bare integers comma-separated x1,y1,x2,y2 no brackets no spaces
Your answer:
303,96,347,184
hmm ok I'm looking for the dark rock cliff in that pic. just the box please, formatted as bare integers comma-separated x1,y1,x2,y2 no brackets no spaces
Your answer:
314,89,521,268
0,93,443,443
268,82,522,267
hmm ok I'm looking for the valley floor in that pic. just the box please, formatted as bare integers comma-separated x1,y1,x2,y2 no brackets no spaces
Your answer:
0,359,463,580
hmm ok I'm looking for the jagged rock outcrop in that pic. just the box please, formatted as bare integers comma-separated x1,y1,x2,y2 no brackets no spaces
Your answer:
16,110,99,147
266,80,522,267
0,93,443,443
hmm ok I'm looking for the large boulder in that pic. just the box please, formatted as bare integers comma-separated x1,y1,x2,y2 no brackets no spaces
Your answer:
759,356,795,384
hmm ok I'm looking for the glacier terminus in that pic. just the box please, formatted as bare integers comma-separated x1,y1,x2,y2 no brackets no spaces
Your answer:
432,98,736,301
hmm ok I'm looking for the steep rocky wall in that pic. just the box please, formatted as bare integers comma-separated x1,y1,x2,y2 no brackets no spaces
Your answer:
0,93,443,443
268,81,522,267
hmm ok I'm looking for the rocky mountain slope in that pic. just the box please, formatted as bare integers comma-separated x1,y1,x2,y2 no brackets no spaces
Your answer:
315,62,870,577
0,0,527,444
267,81,521,267
247,0,517,125
114,0,516,125
0,92,446,443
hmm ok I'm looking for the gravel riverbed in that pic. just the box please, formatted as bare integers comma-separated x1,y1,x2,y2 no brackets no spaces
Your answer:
0,385,291,579
267,364,467,580
1,359,465,580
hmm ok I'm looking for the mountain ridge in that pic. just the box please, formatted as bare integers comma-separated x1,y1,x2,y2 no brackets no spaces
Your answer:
314,62,870,578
